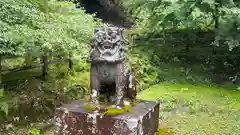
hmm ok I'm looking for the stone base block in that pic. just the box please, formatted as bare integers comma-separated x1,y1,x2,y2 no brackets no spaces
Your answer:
54,100,159,135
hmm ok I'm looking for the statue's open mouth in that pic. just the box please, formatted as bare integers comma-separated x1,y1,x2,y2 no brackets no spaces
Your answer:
103,45,112,49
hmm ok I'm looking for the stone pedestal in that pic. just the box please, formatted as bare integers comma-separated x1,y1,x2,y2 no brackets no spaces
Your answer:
54,100,159,135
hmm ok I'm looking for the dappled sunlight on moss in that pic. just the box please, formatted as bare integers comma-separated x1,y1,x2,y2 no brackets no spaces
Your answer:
155,128,176,135
140,83,240,134
83,103,98,112
104,104,132,115
83,100,133,115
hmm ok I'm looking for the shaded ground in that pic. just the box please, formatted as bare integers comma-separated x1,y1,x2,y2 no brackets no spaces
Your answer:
0,57,90,135
138,83,240,135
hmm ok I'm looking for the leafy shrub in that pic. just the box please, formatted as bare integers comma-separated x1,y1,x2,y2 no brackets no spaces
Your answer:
0,0,102,125
123,0,240,84
28,128,40,135
0,87,8,118
0,0,102,58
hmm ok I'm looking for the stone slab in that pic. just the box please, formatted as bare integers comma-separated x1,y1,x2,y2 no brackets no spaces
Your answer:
54,99,160,135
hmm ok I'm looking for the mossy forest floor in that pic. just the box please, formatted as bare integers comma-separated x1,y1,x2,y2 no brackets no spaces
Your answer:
139,83,240,135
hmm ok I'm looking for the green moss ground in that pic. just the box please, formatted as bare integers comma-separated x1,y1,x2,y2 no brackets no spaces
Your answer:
138,83,240,135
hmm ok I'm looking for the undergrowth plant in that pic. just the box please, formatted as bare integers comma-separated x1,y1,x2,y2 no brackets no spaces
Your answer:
0,87,8,118
0,0,103,65
28,128,40,135
123,0,240,84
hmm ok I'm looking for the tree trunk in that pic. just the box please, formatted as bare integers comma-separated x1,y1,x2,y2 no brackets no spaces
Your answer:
0,56,2,85
214,0,221,29
41,55,48,79
68,53,73,70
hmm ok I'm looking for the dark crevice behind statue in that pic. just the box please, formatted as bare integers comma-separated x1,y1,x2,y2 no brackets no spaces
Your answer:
72,0,134,28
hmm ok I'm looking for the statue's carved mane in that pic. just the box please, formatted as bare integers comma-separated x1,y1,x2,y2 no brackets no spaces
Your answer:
88,26,126,63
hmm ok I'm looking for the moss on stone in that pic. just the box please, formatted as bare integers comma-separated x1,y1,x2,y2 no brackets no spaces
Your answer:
104,104,132,115
83,103,97,112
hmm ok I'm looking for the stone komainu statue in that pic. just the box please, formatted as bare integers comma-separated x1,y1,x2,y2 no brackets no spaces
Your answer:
88,26,137,108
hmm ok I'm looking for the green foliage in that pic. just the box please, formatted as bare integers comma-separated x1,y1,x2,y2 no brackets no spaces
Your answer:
0,88,8,117
214,6,240,50
123,0,240,83
0,61,88,124
0,0,100,57
0,102,8,116
0,0,101,124
0,88,2,97
125,0,240,50
128,50,159,90
28,128,40,135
